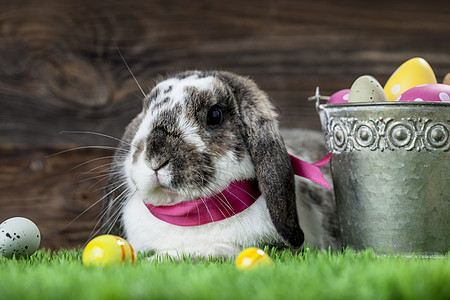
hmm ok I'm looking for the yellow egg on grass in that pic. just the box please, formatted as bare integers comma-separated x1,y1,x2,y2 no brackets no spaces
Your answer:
384,57,437,101
82,235,136,266
235,248,273,271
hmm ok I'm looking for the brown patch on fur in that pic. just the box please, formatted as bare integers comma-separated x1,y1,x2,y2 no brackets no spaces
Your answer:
145,103,216,190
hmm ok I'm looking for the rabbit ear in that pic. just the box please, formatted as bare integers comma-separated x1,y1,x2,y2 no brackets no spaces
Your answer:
217,72,304,248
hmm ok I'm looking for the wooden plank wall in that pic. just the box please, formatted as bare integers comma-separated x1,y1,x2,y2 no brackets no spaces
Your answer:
1,0,449,249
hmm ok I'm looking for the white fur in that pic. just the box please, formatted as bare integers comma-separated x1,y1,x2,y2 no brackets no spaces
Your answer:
122,192,280,259
133,112,153,147
178,118,207,153
213,150,255,191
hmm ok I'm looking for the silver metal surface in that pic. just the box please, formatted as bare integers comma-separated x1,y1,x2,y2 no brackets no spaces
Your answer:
315,89,450,255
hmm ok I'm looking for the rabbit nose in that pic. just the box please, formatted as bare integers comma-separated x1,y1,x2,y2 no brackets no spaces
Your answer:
148,157,170,171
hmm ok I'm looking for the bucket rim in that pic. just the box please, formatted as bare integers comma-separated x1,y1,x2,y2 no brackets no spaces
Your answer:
308,87,450,112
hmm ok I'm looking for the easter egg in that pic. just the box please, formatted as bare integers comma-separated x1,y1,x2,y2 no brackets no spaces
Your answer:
327,89,350,104
0,217,41,258
82,235,136,266
384,57,437,101
349,75,387,103
395,84,450,102
443,72,450,85
235,247,273,271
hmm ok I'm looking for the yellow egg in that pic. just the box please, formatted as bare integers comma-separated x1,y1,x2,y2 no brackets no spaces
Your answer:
235,248,273,271
82,235,137,266
384,57,437,101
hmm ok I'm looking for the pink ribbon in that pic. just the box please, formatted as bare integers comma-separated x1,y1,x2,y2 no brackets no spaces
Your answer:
145,180,261,227
289,152,331,189
145,153,331,226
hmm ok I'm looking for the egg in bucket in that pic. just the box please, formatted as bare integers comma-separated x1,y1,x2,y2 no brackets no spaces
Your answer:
82,235,136,266
313,58,449,255
384,57,437,101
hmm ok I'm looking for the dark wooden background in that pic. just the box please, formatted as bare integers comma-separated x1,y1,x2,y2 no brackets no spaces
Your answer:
1,0,449,249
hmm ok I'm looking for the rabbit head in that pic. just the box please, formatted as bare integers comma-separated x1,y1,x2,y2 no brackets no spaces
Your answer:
102,71,304,248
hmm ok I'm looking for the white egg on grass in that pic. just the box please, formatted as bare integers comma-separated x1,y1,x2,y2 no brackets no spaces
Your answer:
0,217,41,258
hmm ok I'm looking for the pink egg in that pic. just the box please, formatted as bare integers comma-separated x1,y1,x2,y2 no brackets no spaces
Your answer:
395,84,450,102
327,89,350,104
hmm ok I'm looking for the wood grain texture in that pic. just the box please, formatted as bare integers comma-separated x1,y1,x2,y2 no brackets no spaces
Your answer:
1,0,449,145
0,147,113,249
0,0,449,249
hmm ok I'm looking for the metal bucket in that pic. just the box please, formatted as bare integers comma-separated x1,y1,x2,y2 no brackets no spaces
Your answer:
312,88,450,255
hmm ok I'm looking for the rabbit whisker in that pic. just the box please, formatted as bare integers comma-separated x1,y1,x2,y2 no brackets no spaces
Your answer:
190,173,251,232
86,185,133,245
67,156,116,174
191,173,240,220
89,177,114,193
46,145,129,158
113,41,146,98
104,188,136,234
74,173,109,187
101,187,129,229
200,198,214,224
60,130,140,150
78,162,115,176
61,180,128,234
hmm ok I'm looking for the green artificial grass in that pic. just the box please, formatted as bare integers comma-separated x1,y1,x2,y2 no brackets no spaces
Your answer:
0,247,449,300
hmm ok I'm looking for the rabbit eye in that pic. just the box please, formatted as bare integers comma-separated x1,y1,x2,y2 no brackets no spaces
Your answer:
206,105,223,127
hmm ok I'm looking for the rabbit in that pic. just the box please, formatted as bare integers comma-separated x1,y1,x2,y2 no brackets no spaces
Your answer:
100,70,340,260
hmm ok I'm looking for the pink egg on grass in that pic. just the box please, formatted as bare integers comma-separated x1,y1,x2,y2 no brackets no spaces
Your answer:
327,89,350,104
395,84,450,102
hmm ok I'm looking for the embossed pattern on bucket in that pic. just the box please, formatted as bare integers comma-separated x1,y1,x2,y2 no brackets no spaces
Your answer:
316,96,449,255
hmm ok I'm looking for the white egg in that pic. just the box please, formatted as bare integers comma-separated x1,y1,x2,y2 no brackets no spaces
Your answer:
349,75,388,103
0,217,41,258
